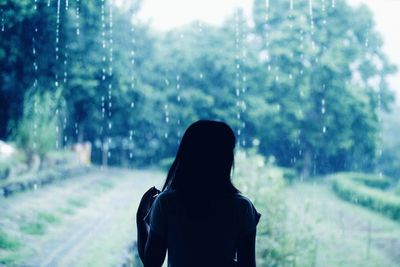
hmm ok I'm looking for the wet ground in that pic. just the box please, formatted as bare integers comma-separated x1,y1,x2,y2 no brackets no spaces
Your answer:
0,168,164,267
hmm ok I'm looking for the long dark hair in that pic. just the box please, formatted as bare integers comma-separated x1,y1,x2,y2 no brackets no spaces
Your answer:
162,120,239,197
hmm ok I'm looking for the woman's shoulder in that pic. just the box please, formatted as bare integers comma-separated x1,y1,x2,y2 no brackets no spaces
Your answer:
230,193,257,209
154,189,178,203
232,193,262,227
231,192,253,201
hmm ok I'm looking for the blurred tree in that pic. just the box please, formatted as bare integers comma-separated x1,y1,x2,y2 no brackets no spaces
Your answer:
379,103,400,179
1,0,397,174
251,0,397,174
0,0,61,139
62,0,157,166
11,89,61,165
139,15,263,162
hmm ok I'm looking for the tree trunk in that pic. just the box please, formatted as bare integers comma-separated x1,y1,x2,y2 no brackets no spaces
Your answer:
302,149,312,179
102,141,108,167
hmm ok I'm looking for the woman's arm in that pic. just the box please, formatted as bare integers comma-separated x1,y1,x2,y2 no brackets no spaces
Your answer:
237,230,257,267
144,229,167,267
136,187,160,261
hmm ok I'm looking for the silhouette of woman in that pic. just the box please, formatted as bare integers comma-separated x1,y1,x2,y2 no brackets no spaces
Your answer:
140,120,261,267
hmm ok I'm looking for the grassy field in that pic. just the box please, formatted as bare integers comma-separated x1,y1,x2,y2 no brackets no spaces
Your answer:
283,181,400,267
233,152,400,267
0,168,164,267
1,163,399,267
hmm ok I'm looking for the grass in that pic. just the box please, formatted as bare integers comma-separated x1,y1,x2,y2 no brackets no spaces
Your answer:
330,173,400,220
18,211,61,236
0,254,20,267
284,181,400,267
72,170,166,267
19,222,46,235
97,179,115,189
1,168,151,267
0,241,36,267
233,151,400,266
58,206,76,215
73,198,139,267
37,211,61,224
0,230,20,250
67,196,88,208
91,179,115,195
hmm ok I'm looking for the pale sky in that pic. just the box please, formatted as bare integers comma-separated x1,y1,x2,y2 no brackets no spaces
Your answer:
137,0,400,99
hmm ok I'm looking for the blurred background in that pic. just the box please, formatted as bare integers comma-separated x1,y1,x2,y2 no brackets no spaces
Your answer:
0,0,400,266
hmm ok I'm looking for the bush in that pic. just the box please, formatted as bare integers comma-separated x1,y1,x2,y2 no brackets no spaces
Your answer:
234,151,316,266
280,167,298,184
11,89,62,165
331,173,400,221
344,172,392,189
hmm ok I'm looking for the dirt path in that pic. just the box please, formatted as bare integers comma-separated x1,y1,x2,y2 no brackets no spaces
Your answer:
0,168,164,267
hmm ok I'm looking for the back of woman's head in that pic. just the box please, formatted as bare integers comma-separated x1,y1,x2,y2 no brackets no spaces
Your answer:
162,120,238,195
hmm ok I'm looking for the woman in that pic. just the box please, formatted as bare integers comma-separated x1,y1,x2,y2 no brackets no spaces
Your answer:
140,120,261,267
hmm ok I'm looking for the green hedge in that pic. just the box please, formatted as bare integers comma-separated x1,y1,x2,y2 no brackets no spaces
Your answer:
343,172,392,189
331,173,400,221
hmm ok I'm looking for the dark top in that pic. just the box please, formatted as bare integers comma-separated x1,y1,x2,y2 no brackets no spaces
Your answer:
145,189,261,267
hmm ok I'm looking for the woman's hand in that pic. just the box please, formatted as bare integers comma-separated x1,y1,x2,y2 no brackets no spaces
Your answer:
137,186,160,262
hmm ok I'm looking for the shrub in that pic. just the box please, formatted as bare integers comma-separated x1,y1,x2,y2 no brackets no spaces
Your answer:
331,173,400,221
280,167,298,184
343,172,392,189
234,151,316,266
11,89,62,165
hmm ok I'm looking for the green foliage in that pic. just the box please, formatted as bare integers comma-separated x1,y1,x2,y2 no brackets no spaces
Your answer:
379,103,400,179
58,206,76,215
0,0,397,175
251,0,396,174
19,211,61,235
234,151,317,266
0,230,20,250
0,0,61,138
19,222,46,235
341,172,392,189
67,196,87,208
37,212,60,224
280,167,298,184
96,179,115,189
11,89,61,163
331,173,400,220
